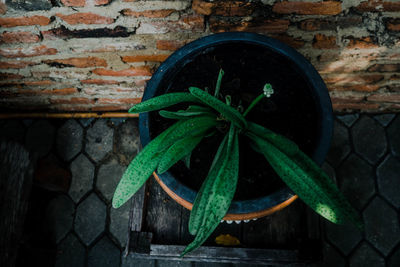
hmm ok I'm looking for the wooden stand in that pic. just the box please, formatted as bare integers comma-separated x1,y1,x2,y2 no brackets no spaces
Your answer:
125,176,322,265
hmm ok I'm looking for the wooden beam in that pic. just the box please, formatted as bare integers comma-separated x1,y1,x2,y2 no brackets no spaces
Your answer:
127,245,314,265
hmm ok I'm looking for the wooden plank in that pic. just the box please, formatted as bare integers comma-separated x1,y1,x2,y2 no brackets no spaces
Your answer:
130,185,147,232
143,177,183,244
306,206,321,240
241,200,307,248
128,244,312,265
179,206,192,245
157,259,193,267
0,141,33,267
125,182,148,256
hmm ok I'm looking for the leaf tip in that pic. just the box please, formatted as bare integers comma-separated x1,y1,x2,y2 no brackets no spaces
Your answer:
111,196,122,209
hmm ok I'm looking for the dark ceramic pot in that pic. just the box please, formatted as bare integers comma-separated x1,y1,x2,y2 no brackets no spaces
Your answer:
139,32,333,220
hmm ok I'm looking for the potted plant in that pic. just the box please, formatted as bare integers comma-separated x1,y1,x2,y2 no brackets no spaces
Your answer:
112,32,363,256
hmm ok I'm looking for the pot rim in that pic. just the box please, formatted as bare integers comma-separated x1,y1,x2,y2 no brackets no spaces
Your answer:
139,32,333,216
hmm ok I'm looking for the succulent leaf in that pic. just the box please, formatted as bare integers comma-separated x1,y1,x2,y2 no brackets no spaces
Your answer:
128,93,201,113
183,124,239,256
156,115,218,154
247,133,363,230
159,109,216,120
112,120,184,209
157,135,203,174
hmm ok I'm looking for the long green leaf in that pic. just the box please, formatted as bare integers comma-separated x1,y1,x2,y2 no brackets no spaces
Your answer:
188,134,229,235
159,109,216,120
157,115,217,153
247,133,363,229
186,105,215,113
112,120,184,208
214,69,224,97
189,87,247,129
157,135,204,174
183,152,191,169
128,93,201,113
183,124,239,256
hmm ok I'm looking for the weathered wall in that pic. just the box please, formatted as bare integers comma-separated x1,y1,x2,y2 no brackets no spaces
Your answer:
0,0,400,112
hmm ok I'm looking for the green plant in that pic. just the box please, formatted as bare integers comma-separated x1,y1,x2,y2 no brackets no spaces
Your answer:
112,69,363,256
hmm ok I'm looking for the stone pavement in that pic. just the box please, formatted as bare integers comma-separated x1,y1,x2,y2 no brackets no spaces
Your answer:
0,114,399,267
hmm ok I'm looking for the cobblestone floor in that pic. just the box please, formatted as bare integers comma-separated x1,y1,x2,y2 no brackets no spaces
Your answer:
1,114,399,267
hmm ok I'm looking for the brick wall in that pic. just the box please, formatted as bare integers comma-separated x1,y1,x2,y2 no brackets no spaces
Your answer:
0,0,400,113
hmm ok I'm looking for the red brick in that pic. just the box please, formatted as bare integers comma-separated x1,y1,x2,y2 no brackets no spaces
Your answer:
95,0,111,5
324,74,384,85
0,73,24,79
332,102,380,111
60,0,110,7
356,0,400,12
210,17,289,34
0,2,6,15
328,84,380,92
0,61,36,69
50,97,95,104
0,45,57,58
121,54,169,63
56,12,114,25
18,88,78,95
192,0,254,16
1,80,54,87
97,98,141,104
345,36,378,49
387,104,400,110
43,57,107,68
0,31,40,44
368,93,400,103
273,1,341,15
387,19,400,31
192,0,214,15
317,52,340,62
390,75,400,80
135,79,149,87
312,34,338,49
180,14,204,31
299,17,362,31
271,34,305,49
92,66,152,77
26,80,54,86
156,40,190,51
121,9,175,18
368,64,400,72
81,79,120,85
61,0,85,6
331,94,366,103
0,15,50,27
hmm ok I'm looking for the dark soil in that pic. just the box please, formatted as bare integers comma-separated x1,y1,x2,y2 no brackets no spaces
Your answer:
149,43,319,201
